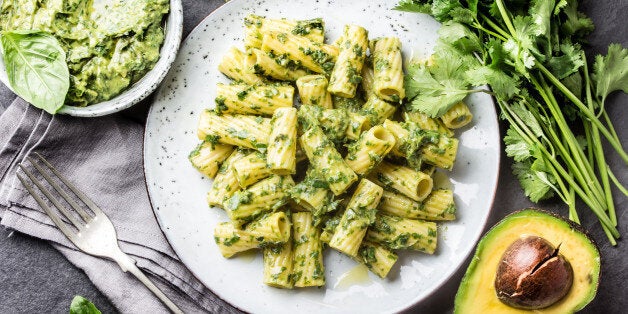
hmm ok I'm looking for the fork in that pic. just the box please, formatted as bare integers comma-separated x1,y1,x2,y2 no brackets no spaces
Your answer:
17,153,184,314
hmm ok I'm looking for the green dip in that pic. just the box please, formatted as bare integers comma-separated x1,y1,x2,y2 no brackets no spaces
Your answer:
0,0,169,106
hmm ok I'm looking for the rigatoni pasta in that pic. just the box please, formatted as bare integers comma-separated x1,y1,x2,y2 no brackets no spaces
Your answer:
206,149,248,207
296,75,332,108
379,189,456,221
365,214,438,254
215,83,294,116
300,126,358,195
245,48,308,81
188,141,234,178
193,16,471,289
232,151,273,188
371,37,405,103
368,161,433,202
292,212,325,287
224,175,294,227
267,107,297,175
329,179,383,257
344,125,396,175
197,110,271,151
244,14,325,49
327,24,368,98
218,47,265,85
261,32,338,74
440,101,473,129
214,211,291,258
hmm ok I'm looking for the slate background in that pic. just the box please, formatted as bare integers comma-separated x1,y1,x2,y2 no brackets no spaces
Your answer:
0,0,625,313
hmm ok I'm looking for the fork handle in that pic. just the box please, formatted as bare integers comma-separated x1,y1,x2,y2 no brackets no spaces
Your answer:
114,251,184,314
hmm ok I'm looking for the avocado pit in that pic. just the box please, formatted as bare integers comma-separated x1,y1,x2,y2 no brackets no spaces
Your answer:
494,235,573,310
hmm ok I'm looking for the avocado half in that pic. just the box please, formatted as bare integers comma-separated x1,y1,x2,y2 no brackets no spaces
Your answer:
454,209,600,314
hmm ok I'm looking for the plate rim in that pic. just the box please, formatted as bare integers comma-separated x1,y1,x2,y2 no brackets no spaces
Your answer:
142,0,502,312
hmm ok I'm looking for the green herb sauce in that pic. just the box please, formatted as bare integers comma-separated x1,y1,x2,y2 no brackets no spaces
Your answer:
0,0,169,106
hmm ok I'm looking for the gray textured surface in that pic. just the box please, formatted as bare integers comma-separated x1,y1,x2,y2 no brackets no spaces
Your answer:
0,0,626,313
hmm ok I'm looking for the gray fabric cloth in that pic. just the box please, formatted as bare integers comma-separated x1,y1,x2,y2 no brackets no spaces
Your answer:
0,98,239,314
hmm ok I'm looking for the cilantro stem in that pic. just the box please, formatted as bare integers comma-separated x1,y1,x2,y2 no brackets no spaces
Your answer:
472,22,506,42
607,166,628,197
478,14,511,40
499,100,618,239
535,61,628,164
530,76,607,209
582,54,617,226
494,0,516,36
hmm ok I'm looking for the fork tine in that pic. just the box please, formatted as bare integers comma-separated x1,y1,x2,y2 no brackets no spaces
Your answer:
18,164,85,230
27,156,92,222
17,172,78,240
34,153,104,216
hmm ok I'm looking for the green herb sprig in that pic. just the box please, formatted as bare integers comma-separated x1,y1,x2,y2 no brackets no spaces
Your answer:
396,0,627,244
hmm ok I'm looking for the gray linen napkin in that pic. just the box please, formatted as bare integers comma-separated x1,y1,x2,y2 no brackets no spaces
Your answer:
0,98,241,314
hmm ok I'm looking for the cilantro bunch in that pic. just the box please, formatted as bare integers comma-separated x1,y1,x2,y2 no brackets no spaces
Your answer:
396,0,627,244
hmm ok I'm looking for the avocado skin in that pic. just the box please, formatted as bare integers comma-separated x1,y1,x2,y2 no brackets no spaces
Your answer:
454,208,600,314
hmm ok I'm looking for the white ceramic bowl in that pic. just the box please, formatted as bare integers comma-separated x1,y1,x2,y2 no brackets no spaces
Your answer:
0,0,183,117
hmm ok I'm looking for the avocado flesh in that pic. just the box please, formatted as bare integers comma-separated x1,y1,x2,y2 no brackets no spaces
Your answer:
454,209,600,314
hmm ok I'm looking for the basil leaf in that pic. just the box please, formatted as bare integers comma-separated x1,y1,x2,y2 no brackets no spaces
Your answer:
1,30,69,114
69,295,102,314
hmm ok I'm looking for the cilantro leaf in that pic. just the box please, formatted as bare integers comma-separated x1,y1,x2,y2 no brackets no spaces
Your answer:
559,0,594,40
465,66,520,99
504,127,531,162
547,43,585,79
394,0,432,13
431,0,463,22
562,72,583,99
437,22,482,54
512,160,555,202
404,62,471,117
593,43,628,104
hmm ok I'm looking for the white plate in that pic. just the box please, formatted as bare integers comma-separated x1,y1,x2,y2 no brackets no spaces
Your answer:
144,1,501,313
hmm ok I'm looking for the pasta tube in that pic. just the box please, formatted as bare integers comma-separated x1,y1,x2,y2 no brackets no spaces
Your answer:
371,37,405,103
261,32,338,74
296,75,333,108
365,214,438,254
328,25,369,98
224,175,294,227
292,212,325,287
267,107,297,175
329,179,383,257
232,151,272,188
197,110,271,151
361,95,396,127
244,14,325,49
207,149,248,207
188,141,234,178
404,111,453,137
345,125,396,175
439,101,473,129
218,47,265,85
215,83,294,116
356,241,398,278
214,211,291,258
369,161,433,202
382,119,459,170
245,48,308,81
379,189,456,221
290,170,335,220
263,238,294,288
299,126,358,195
361,63,376,100
422,134,459,170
